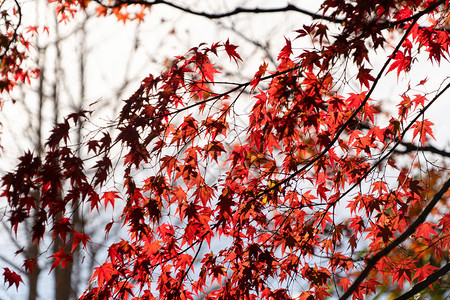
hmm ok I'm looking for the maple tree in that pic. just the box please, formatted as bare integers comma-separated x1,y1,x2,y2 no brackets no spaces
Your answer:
2,0,450,300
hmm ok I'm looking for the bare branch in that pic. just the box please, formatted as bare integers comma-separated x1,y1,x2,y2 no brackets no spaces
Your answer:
0,0,22,60
0,254,23,274
99,1,337,21
396,142,450,158
94,0,449,33
215,20,277,66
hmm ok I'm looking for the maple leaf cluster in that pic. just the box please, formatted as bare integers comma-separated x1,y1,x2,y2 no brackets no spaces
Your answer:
2,0,450,300
0,2,39,100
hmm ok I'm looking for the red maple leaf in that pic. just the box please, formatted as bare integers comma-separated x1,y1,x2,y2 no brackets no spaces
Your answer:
90,263,116,286
250,62,268,90
411,119,436,146
49,247,73,273
46,120,70,149
392,266,412,289
224,39,242,65
415,222,437,240
199,59,220,82
277,37,293,60
3,268,23,290
23,259,38,273
69,232,91,252
101,191,119,210
413,263,439,282
388,51,411,78
356,67,375,88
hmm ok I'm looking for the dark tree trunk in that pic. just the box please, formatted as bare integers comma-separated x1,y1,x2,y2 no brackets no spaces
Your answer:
27,243,40,300
53,236,73,300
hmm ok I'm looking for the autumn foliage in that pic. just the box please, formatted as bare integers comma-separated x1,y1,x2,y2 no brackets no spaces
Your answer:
0,2,39,96
2,0,450,299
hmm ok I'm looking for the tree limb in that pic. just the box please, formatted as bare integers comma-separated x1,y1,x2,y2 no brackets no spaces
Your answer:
0,254,23,274
0,0,22,60
96,0,449,34
107,1,340,21
339,178,450,300
394,261,450,300
396,142,450,158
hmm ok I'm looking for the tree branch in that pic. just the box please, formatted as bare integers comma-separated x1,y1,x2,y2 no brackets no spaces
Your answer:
107,1,339,21
396,142,450,157
0,254,23,274
97,0,449,33
339,178,450,300
394,261,450,300
0,0,22,60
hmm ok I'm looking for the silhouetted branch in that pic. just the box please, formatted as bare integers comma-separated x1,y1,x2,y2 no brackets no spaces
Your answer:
105,1,339,21
339,178,450,300
394,261,450,300
94,0,449,33
396,142,450,157
0,0,22,60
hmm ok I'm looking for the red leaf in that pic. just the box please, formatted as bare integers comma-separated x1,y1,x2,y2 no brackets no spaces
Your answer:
347,92,366,109
200,60,220,82
26,26,39,35
415,222,437,240
90,263,116,286
101,191,119,210
392,266,413,289
338,277,351,291
49,247,73,273
3,268,23,290
51,217,73,242
411,119,435,146
224,39,242,64
387,51,411,78
413,263,439,282
46,120,70,149
250,62,268,91
356,67,375,88
93,156,112,187
70,232,91,252
277,37,293,60
412,94,427,109
23,259,38,273
104,220,114,238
